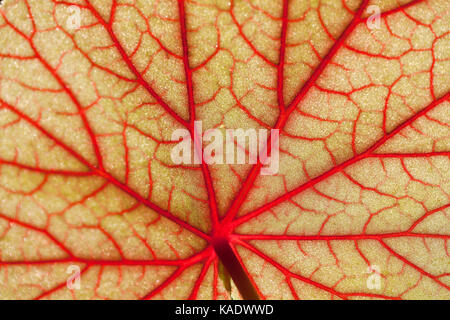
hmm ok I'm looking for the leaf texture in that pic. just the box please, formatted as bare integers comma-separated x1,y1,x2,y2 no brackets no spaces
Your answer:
0,0,448,300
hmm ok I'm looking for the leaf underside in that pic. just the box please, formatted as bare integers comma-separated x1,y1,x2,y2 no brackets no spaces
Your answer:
0,0,448,300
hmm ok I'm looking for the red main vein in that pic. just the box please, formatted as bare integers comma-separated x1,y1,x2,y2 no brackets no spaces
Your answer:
221,0,372,226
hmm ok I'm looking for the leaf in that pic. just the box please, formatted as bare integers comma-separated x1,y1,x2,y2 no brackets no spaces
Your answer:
0,0,448,300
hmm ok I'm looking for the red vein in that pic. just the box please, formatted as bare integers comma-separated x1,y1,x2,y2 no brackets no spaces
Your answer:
0,99,210,241
84,0,189,128
0,158,93,176
178,0,219,229
360,0,427,23
188,255,215,300
232,93,450,228
141,266,185,300
367,152,450,158
35,265,90,300
234,239,348,300
408,203,450,232
141,247,213,300
235,232,450,241
229,0,277,68
0,258,191,266
4,249,212,299
0,10,104,169
277,0,289,110
222,0,371,226
0,212,73,257
379,240,450,290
